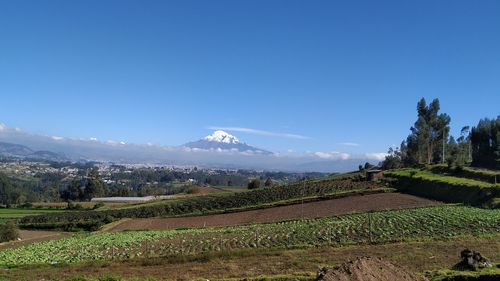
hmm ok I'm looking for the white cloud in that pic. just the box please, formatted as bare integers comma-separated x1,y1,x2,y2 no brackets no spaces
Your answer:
338,142,360,147
0,123,6,131
364,152,388,161
207,126,310,140
314,151,350,160
52,136,64,141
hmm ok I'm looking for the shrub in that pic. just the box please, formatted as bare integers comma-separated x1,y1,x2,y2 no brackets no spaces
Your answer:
67,201,84,210
93,202,105,210
0,222,19,242
20,202,33,208
185,185,200,194
247,178,261,189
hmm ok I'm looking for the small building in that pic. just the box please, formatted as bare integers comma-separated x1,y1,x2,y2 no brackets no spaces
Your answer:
366,169,384,181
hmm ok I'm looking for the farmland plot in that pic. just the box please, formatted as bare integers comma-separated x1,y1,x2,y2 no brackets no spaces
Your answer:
0,205,499,266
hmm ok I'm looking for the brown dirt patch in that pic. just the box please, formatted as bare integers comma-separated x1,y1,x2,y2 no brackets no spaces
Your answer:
0,230,69,250
109,193,438,231
317,256,428,281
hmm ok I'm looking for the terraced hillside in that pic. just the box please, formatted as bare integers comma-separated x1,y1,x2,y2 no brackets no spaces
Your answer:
17,177,384,230
109,193,437,231
385,166,500,208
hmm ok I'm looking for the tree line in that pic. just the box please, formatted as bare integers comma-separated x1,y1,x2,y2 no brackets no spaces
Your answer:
382,98,499,170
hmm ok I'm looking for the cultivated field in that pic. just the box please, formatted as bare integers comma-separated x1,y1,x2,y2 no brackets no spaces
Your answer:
1,235,498,281
0,208,62,224
1,205,498,267
1,167,499,280
109,192,438,231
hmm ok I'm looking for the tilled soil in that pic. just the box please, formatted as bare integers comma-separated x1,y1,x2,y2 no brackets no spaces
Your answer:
109,193,438,231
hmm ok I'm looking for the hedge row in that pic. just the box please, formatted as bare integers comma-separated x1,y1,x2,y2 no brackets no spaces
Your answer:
19,179,381,227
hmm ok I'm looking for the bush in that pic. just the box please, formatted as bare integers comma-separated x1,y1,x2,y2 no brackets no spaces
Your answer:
247,178,260,189
67,201,84,210
93,202,105,210
20,202,33,208
185,185,200,194
0,222,19,242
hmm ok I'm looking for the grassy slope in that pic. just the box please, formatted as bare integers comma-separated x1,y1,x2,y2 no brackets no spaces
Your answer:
384,167,500,208
386,168,499,188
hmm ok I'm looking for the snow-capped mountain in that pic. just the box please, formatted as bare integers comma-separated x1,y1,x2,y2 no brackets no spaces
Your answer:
184,130,272,154
0,122,383,172
203,130,241,144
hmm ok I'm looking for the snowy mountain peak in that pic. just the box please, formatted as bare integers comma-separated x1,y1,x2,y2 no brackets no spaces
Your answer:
203,130,241,144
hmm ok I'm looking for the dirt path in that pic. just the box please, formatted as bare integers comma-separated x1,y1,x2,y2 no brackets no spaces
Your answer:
109,193,438,231
0,230,70,250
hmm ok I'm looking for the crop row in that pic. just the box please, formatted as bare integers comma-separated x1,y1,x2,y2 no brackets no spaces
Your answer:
2,205,499,266
18,179,381,227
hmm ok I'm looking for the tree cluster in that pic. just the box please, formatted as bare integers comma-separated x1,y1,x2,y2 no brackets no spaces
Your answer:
0,173,24,206
382,98,499,170
470,117,500,169
60,168,108,201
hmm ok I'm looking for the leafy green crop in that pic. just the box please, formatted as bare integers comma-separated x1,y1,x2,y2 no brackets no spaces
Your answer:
1,205,499,266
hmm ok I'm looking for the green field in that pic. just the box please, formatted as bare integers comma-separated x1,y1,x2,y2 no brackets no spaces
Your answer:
1,205,499,267
0,208,62,224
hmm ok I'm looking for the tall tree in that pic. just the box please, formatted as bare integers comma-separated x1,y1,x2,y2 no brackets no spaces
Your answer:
470,116,500,169
457,126,471,165
381,147,403,170
405,98,450,165
264,177,273,187
61,178,84,201
83,168,108,201
0,173,23,205
384,98,451,168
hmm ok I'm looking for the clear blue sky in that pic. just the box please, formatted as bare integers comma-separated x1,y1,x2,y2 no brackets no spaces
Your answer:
0,0,499,154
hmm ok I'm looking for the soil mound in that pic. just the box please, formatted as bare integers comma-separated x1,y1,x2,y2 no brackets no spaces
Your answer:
316,257,428,281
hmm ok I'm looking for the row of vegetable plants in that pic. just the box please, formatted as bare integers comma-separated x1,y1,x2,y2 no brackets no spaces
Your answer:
1,205,499,266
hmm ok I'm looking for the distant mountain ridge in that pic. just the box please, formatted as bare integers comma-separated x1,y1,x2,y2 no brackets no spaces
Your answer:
0,123,382,172
184,130,272,154
0,141,67,161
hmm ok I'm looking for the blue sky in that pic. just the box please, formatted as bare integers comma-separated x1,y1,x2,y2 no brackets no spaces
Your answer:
0,0,499,155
